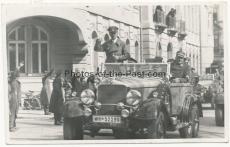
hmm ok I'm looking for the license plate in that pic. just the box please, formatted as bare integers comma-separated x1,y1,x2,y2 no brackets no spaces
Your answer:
93,116,121,123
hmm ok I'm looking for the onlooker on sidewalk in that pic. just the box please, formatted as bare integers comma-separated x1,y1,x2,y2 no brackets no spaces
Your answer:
8,61,24,132
40,69,54,115
49,69,64,125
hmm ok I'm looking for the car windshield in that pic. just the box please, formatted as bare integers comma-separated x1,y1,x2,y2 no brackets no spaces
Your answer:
101,63,170,78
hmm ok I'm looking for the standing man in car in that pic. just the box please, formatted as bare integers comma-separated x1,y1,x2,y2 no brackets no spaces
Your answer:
170,51,190,83
94,26,130,63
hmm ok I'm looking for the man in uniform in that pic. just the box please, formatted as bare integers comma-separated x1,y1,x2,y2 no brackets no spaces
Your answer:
184,57,190,65
94,26,130,63
190,67,199,83
170,51,190,83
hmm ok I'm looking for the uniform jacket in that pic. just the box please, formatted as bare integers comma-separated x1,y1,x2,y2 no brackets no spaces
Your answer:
170,61,190,83
94,38,130,63
40,70,53,105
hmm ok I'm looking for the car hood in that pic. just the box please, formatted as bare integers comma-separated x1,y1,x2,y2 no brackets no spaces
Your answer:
112,77,163,88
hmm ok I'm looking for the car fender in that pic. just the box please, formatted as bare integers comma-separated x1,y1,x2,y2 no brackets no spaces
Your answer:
181,94,203,123
62,98,84,117
214,92,224,104
132,98,162,120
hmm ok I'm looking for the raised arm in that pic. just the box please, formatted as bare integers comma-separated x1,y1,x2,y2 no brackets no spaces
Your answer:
94,39,106,52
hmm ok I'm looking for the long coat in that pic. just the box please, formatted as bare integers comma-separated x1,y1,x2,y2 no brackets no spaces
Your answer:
9,68,21,115
49,77,64,113
40,70,53,105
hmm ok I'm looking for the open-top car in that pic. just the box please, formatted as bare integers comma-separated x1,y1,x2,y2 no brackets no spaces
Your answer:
62,63,203,139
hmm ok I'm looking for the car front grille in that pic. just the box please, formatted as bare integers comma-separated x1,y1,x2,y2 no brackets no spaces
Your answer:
96,85,127,115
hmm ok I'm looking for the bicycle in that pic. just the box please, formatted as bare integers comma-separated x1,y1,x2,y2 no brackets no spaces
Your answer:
22,90,42,110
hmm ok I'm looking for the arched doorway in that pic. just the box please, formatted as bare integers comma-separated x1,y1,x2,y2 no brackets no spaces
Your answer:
6,16,86,77
135,41,139,62
92,31,98,72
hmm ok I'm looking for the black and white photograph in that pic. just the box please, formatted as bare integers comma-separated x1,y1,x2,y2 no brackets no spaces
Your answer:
0,0,228,144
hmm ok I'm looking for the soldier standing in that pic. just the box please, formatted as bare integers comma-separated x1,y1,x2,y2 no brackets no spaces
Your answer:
170,51,190,83
49,69,64,125
40,69,54,115
9,61,24,132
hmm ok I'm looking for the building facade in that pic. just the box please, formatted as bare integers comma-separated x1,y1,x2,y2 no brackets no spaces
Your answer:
208,4,224,73
3,4,215,93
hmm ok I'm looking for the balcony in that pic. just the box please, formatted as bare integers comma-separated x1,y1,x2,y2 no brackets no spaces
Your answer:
153,10,167,32
167,16,177,36
176,20,187,39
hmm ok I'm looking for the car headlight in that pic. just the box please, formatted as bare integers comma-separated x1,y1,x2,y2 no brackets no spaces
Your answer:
83,107,92,117
116,102,125,110
153,92,158,98
80,89,95,105
121,109,129,118
94,101,102,110
126,90,142,106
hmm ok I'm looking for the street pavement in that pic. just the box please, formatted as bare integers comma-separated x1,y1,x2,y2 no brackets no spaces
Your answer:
9,103,225,141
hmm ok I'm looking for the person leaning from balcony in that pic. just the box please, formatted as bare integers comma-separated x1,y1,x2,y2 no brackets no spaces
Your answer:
40,69,54,115
8,61,24,132
170,51,190,83
94,26,130,63
153,5,163,22
49,69,64,125
184,57,190,65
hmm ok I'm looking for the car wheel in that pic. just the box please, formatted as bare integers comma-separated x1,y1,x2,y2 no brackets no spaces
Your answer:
215,104,224,126
113,129,131,139
147,112,166,139
179,104,199,138
63,117,84,140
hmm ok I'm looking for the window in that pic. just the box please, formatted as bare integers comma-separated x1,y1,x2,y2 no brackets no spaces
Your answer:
156,42,162,56
31,26,49,73
8,26,26,73
7,25,49,75
214,34,219,50
167,43,173,59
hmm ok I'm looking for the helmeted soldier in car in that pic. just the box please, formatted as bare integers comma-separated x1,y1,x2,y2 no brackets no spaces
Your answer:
170,51,190,83
94,26,130,63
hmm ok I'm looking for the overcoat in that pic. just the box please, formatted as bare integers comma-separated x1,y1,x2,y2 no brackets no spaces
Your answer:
9,68,21,115
40,70,53,105
49,77,64,113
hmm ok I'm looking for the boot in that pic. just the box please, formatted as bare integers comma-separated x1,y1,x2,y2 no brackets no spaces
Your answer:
54,113,62,125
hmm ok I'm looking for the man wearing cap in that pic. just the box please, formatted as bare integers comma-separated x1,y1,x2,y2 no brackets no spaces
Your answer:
49,69,65,125
190,67,199,82
9,61,24,132
94,26,130,63
184,57,190,65
170,51,190,83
